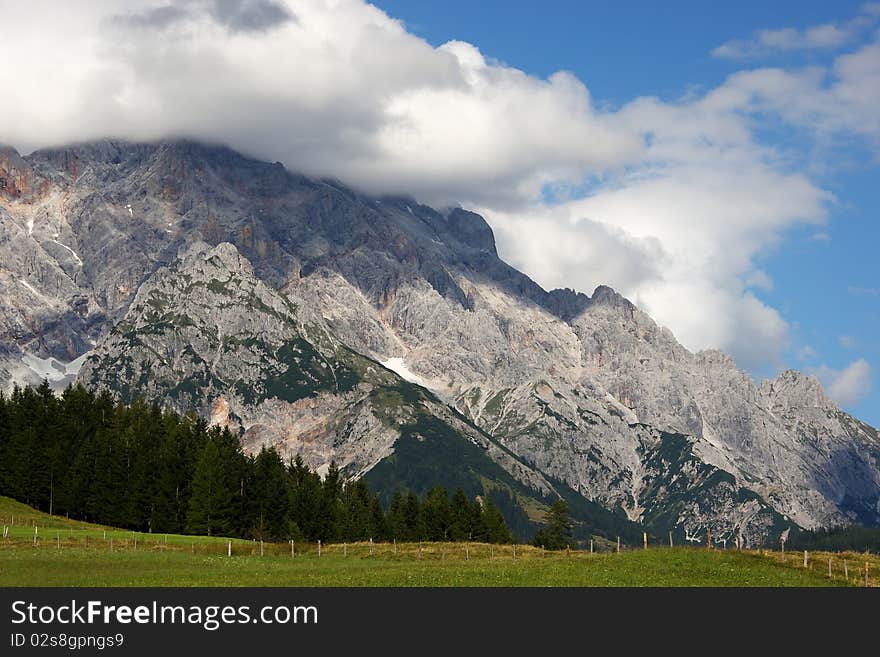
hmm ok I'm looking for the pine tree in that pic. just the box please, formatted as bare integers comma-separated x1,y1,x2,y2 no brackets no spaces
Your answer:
422,486,452,541
480,496,513,544
449,488,474,541
251,446,290,540
185,428,246,536
533,498,573,550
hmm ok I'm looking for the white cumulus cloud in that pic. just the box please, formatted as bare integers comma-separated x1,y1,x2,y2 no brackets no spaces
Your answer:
0,0,876,374
815,359,873,407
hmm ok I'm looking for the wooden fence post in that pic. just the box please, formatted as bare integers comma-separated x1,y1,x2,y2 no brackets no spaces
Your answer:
260,540,264,557
643,532,648,550
828,558,832,578
707,528,711,550
370,537,374,557
291,540,294,558
804,550,808,568
56,532,60,550
227,540,232,557
590,539,593,554
318,540,322,557
616,537,620,554
466,543,469,561
512,544,516,561
669,531,673,548
344,542,347,558
844,560,848,581
393,539,396,555
33,526,37,547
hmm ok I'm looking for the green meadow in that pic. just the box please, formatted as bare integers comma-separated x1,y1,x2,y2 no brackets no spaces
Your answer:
2,496,872,587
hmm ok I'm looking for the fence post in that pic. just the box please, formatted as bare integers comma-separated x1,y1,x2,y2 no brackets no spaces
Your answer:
844,560,848,581
707,528,711,550
103,529,106,540
669,531,673,548
260,540,264,557
227,540,232,557
134,535,137,550
590,539,593,554
110,537,113,552
393,539,396,555
33,526,37,547
291,540,294,558
541,545,545,558
829,557,832,578
370,537,374,557
803,550,808,568
466,543,469,561
643,532,648,550
56,531,60,550
866,562,870,588
616,537,620,554
318,540,322,557
191,542,194,554
512,544,516,561
344,542,347,558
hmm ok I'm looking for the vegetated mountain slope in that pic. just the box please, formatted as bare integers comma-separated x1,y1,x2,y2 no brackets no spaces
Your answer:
78,240,638,541
1,140,877,543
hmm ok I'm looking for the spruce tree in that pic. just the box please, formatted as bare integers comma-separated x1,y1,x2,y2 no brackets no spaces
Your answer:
533,498,573,550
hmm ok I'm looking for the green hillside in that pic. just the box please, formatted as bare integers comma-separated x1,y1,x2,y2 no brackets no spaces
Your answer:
0,496,867,587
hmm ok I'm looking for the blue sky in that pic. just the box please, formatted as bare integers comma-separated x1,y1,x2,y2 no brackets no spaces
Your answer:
372,0,880,426
2,0,877,425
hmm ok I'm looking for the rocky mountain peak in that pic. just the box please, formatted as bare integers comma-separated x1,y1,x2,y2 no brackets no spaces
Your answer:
545,287,591,322
759,369,829,410
590,284,633,309
0,146,35,201
2,138,878,538
445,208,497,255
177,240,256,279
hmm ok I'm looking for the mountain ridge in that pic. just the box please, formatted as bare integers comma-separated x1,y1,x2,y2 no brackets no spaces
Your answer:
1,139,877,542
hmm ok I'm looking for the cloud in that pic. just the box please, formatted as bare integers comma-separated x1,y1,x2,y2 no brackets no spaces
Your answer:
0,1,873,373
796,345,817,361
712,6,879,59
815,358,873,406
0,0,641,209
745,270,774,291
849,285,880,296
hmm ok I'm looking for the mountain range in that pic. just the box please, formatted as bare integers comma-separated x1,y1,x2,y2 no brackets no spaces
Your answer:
2,139,878,544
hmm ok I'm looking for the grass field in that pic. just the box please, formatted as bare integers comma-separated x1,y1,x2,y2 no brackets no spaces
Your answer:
0,497,874,587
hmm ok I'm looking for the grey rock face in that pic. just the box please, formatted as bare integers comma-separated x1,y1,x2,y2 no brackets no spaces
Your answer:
0,140,877,540
77,241,556,502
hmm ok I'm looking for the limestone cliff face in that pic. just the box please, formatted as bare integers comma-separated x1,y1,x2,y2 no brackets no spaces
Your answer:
1,140,877,542
77,241,555,500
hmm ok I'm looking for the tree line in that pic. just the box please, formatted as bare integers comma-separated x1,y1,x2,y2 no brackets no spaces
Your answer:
0,382,514,543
